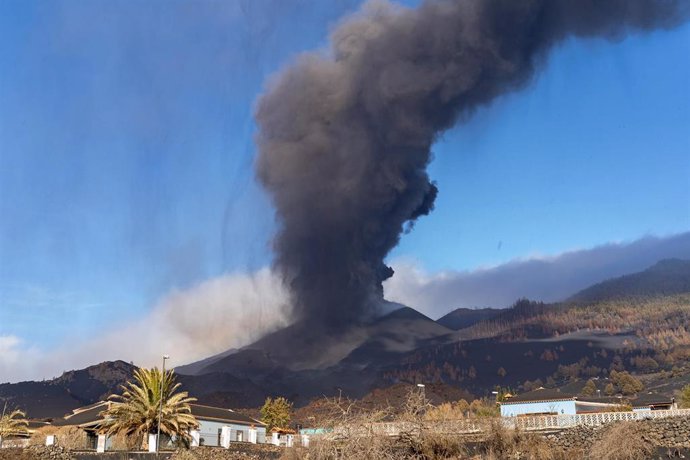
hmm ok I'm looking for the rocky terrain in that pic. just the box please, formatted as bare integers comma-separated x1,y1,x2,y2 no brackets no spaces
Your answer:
547,416,690,452
0,446,72,460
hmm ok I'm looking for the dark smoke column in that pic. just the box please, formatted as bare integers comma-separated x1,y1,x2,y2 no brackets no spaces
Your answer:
255,0,688,329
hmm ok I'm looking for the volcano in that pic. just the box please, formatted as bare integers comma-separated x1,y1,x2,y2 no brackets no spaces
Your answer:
175,303,458,402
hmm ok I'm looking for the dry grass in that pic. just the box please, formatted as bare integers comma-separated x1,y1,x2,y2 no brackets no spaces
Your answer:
589,422,653,460
305,394,399,460
282,390,665,460
410,431,467,459
285,388,472,459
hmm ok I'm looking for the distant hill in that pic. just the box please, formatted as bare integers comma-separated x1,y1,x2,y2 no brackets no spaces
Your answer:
437,307,503,330
4,258,690,417
0,360,136,419
0,360,272,418
568,258,690,303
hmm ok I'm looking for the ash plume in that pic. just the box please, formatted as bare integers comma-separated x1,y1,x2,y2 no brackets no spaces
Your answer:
255,0,688,329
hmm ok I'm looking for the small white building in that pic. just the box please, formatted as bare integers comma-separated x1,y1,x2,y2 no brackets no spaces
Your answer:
189,404,266,446
500,388,577,416
499,388,629,417
48,401,266,450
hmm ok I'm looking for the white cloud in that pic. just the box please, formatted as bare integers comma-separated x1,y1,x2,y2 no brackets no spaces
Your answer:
0,336,44,382
0,268,290,383
384,232,690,319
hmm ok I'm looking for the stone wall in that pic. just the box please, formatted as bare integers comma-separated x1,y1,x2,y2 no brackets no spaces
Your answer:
169,445,283,460
72,454,172,460
547,416,690,452
0,445,284,460
0,445,72,460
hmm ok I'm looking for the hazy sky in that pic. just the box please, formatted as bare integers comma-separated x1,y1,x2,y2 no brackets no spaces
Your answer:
0,0,688,380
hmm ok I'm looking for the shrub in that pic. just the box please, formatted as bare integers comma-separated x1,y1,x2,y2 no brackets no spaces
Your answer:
412,431,467,459
609,370,644,395
604,383,615,396
581,379,597,396
680,384,690,408
469,399,499,417
424,400,470,421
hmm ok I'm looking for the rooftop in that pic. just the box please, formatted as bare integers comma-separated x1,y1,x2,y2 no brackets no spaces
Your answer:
189,404,264,427
50,401,264,429
52,401,110,428
630,393,674,408
501,388,574,405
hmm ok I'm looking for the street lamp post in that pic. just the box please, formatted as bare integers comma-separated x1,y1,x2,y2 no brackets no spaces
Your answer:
156,355,170,454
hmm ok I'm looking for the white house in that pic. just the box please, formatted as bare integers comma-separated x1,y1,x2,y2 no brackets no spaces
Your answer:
499,388,631,417
189,404,267,446
500,388,577,417
48,401,266,450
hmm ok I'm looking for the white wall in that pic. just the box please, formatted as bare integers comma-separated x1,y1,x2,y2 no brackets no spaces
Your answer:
197,419,266,446
500,400,576,417
575,401,624,413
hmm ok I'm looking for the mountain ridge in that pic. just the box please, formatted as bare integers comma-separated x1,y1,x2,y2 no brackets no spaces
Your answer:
3,258,689,418
437,307,503,330
568,258,690,304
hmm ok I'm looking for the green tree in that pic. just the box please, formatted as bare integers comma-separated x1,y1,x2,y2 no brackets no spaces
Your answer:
630,356,659,373
0,406,29,448
101,368,198,447
468,366,477,379
581,379,597,397
604,383,615,396
611,371,643,396
260,397,292,431
680,385,690,409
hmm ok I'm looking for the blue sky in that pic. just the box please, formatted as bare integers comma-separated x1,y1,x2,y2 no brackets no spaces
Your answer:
0,1,688,361
396,28,690,269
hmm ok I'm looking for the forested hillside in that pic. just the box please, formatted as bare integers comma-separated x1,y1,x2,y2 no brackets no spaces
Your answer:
569,258,690,303
383,293,690,397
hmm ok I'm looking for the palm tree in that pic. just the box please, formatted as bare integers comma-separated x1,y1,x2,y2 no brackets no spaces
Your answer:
0,405,29,448
101,367,198,448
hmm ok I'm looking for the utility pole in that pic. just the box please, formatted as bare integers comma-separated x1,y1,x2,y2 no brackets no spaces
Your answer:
156,354,169,454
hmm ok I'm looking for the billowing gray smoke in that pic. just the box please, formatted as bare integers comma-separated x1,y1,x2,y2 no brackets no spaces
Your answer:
255,0,688,329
